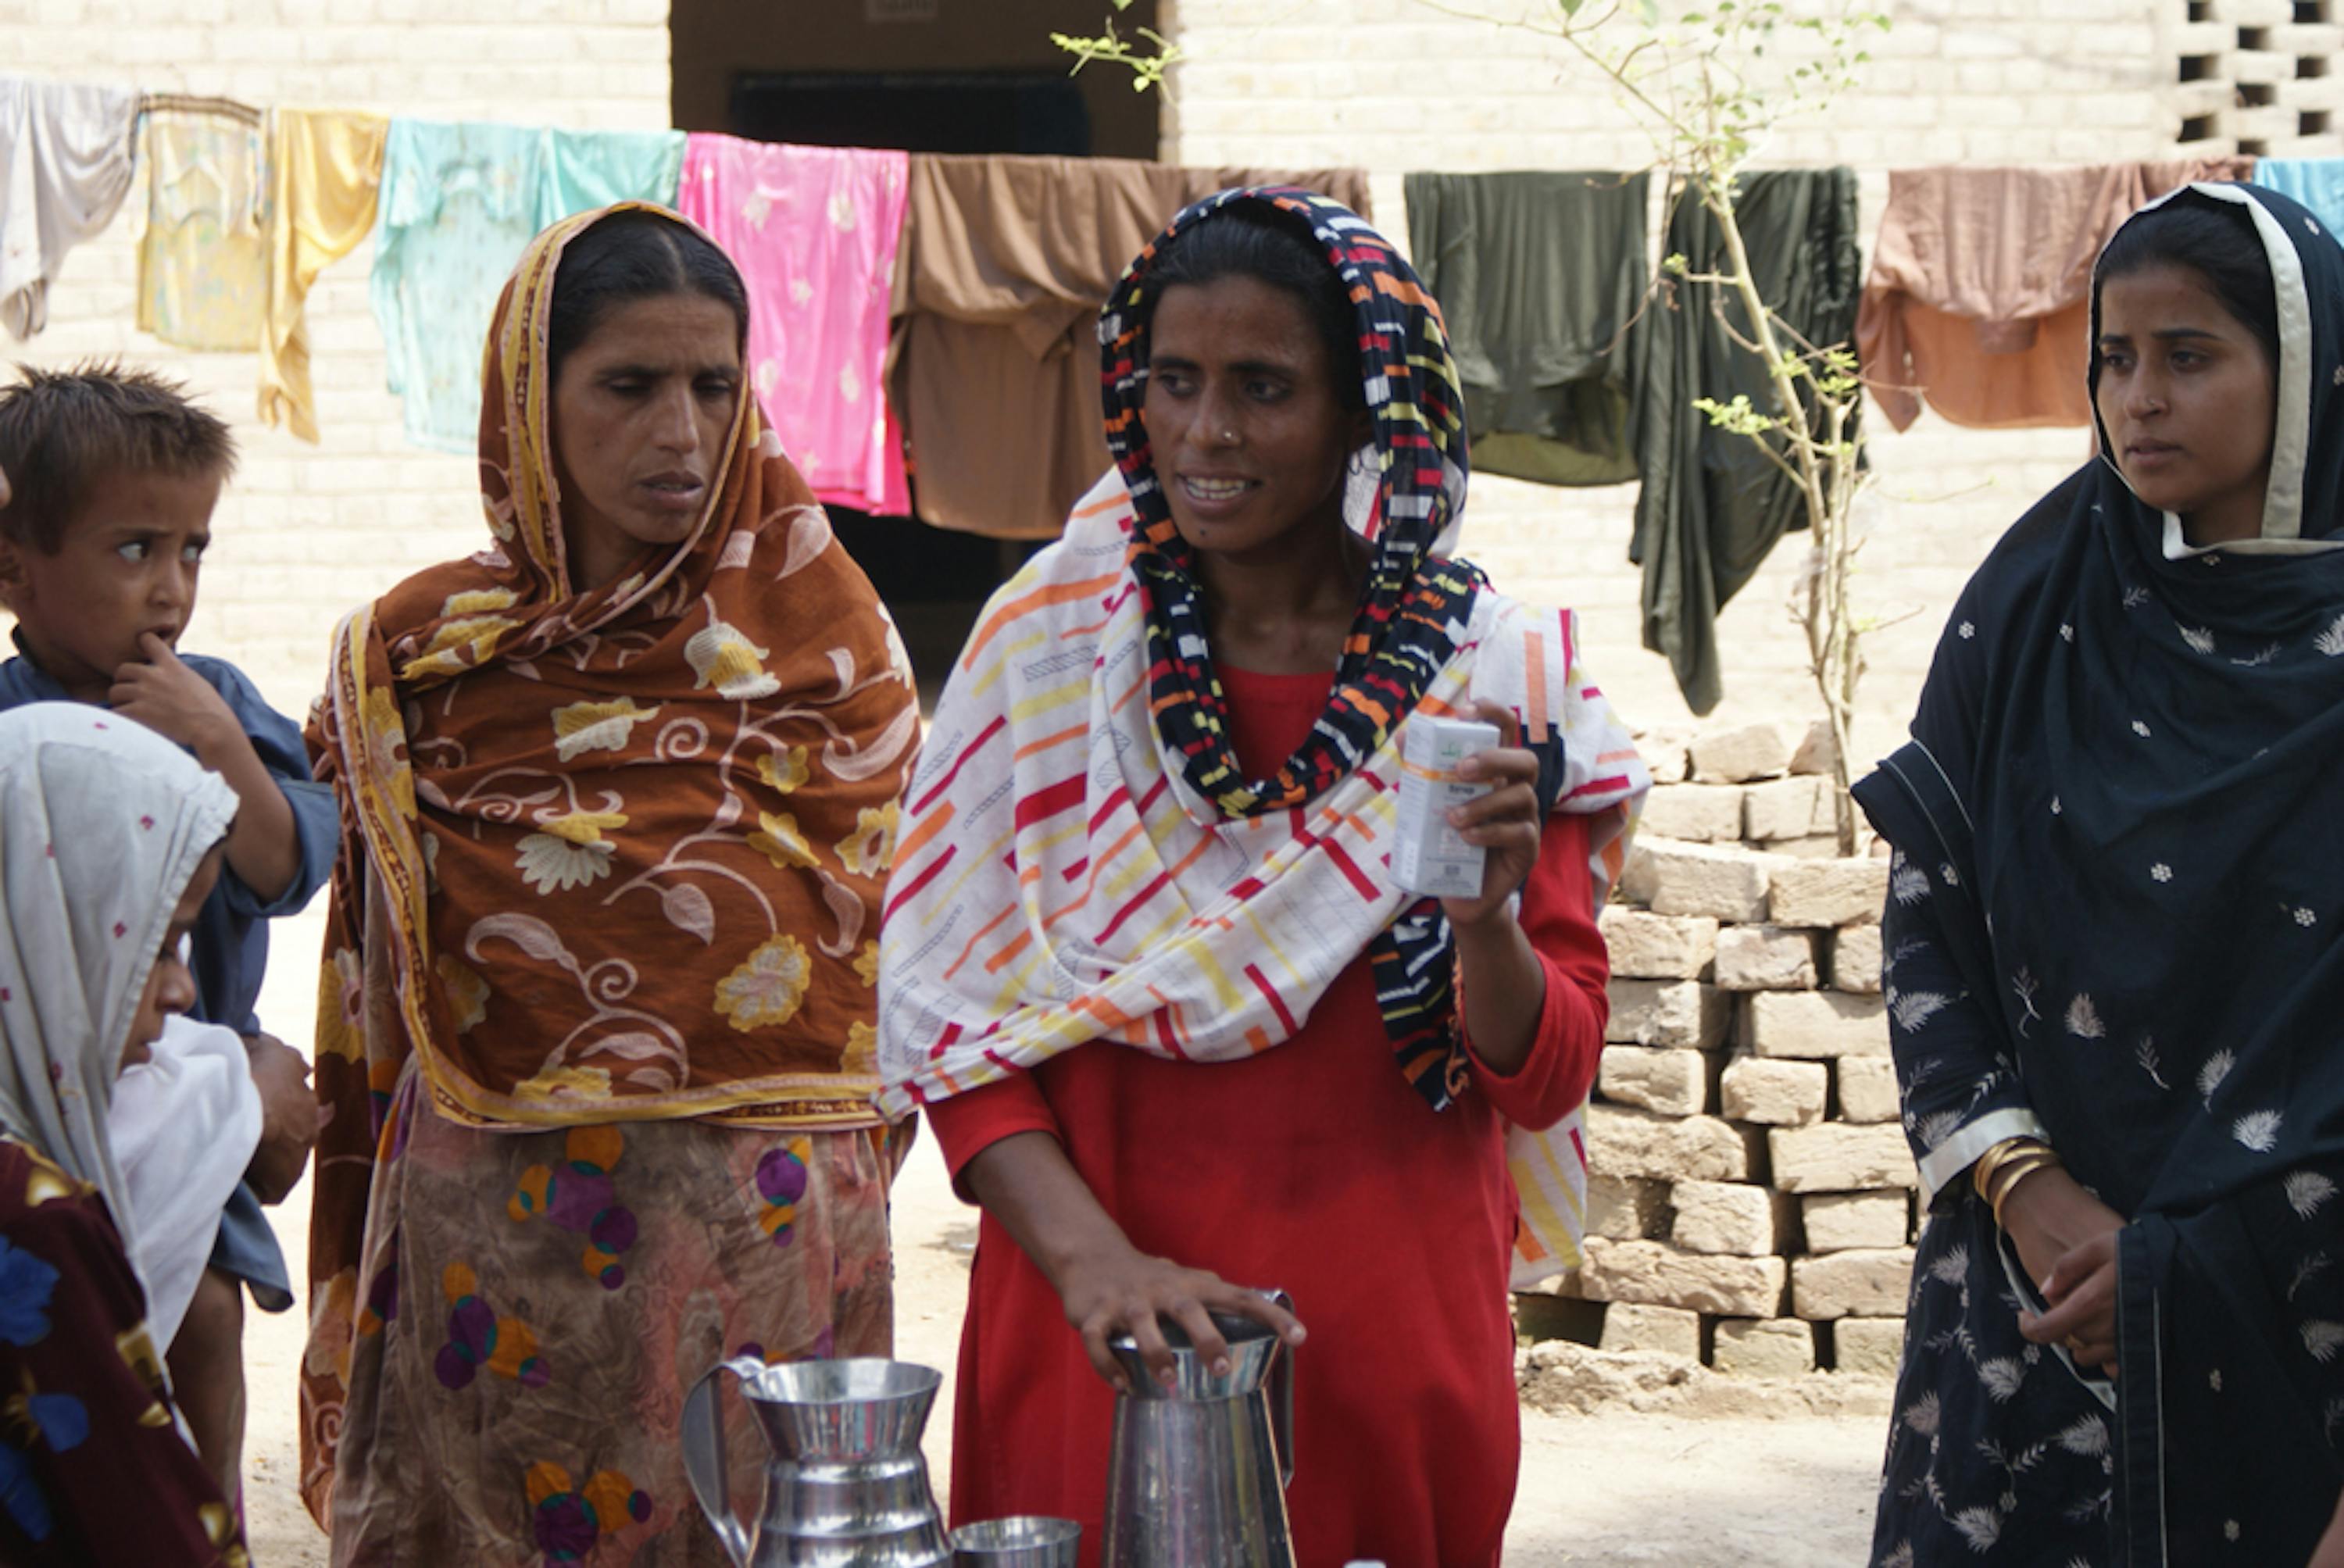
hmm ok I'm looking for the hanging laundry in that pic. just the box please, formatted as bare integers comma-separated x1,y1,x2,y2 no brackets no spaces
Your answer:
2253,159,2344,238
540,127,687,222
0,77,139,339
890,155,1371,539
259,109,386,444
679,134,910,516
1857,158,2253,433
1404,170,1649,486
371,120,544,453
138,109,266,352
1630,170,1862,716
371,120,683,452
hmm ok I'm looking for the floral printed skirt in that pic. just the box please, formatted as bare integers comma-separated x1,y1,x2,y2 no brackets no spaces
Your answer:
320,1075,893,1566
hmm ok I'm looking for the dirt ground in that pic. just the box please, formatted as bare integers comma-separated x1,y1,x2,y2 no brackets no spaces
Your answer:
239,913,1888,1566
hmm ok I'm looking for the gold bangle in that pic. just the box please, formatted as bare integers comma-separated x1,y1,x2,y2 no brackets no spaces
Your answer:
1988,1150,2063,1230
1971,1137,2049,1202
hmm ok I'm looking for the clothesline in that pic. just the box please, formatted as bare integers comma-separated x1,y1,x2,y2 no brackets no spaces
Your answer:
6,69,2339,709
134,92,261,128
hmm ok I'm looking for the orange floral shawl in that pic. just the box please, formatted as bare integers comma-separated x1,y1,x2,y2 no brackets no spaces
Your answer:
308,202,919,1134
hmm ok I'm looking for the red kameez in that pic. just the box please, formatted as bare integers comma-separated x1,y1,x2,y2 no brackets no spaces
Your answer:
926,666,1610,1568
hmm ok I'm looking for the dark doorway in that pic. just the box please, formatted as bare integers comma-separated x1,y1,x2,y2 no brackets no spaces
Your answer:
731,71,1092,158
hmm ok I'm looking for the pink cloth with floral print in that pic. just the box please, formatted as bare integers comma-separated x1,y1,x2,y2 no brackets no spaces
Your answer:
680,135,910,516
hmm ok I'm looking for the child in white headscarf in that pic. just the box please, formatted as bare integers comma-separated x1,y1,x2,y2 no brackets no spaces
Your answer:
0,702,251,1565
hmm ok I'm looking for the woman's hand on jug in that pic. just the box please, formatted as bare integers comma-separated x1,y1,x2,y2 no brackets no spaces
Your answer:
1058,1244,1306,1395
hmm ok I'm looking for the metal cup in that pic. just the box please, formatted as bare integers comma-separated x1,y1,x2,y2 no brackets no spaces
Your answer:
952,1516,1081,1566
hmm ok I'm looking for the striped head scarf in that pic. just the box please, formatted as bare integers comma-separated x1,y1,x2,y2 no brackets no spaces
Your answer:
1100,185,1488,820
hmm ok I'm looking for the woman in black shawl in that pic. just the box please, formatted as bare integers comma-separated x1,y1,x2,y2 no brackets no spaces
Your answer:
1858,182,2344,1567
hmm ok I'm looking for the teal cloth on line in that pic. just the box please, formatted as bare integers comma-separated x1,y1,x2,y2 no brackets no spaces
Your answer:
371,120,686,453
2253,159,2344,239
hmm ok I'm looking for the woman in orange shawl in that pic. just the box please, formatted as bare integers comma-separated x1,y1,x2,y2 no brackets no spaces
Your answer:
302,204,920,1562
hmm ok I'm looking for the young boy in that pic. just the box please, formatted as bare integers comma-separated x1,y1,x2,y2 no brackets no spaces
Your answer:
0,365,333,1503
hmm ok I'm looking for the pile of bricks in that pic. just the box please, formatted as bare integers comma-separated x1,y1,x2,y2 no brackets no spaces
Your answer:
1518,719,1917,1382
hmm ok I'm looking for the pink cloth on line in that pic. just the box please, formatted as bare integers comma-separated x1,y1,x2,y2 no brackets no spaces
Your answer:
680,134,910,516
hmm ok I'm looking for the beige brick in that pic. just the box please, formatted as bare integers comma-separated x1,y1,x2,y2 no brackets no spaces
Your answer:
1792,1248,1918,1320
1770,1123,1918,1194
1836,1056,1901,1123
1742,775,1836,843
1620,841,1775,923
1831,1316,1910,1379
1688,722,1799,784
1598,908,1718,980
1638,730,1692,786
1640,783,1746,843
1584,1105,1753,1184
1599,1046,1709,1116
1830,923,1884,994
1767,859,1891,928
1712,1317,1817,1378
1719,1055,1828,1127
1604,980,1730,1050
1585,1173,1670,1242
1670,1180,1787,1257
1742,991,1888,1059
1597,1302,1702,1359
1788,720,1839,778
1768,834,1848,859
1803,1191,1913,1253
1713,926,1820,991
1580,1238,1788,1319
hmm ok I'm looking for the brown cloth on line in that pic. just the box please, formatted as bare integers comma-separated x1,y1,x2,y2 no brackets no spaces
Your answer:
1858,159,2255,432
889,157,1372,539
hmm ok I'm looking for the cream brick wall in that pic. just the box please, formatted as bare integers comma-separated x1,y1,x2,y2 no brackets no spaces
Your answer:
1157,0,2199,757
1,0,674,723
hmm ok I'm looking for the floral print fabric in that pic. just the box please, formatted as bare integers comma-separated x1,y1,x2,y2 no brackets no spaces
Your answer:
313,1066,892,1561
305,204,917,1532
677,135,909,516
370,120,687,452
309,201,917,1130
0,1138,248,1566
135,111,266,352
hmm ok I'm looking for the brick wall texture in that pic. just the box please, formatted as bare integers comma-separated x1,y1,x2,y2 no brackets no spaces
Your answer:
0,0,674,723
1158,0,2219,757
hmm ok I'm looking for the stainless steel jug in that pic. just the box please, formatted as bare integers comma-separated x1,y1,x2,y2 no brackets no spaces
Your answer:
1100,1291,1297,1568
681,1355,951,1567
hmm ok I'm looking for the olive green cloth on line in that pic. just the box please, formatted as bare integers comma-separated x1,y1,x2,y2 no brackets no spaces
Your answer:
1404,170,1649,487
1629,169,1863,716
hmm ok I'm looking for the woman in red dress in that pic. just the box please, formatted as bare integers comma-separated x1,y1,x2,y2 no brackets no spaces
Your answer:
877,188,1647,1566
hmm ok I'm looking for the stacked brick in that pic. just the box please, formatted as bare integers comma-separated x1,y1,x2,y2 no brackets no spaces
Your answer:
1519,719,1917,1382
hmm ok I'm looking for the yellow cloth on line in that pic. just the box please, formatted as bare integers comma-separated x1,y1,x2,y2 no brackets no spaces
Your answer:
258,109,386,444
137,112,266,352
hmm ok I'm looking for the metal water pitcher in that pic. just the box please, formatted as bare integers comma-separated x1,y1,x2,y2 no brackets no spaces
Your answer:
1100,1291,1297,1568
681,1355,952,1567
